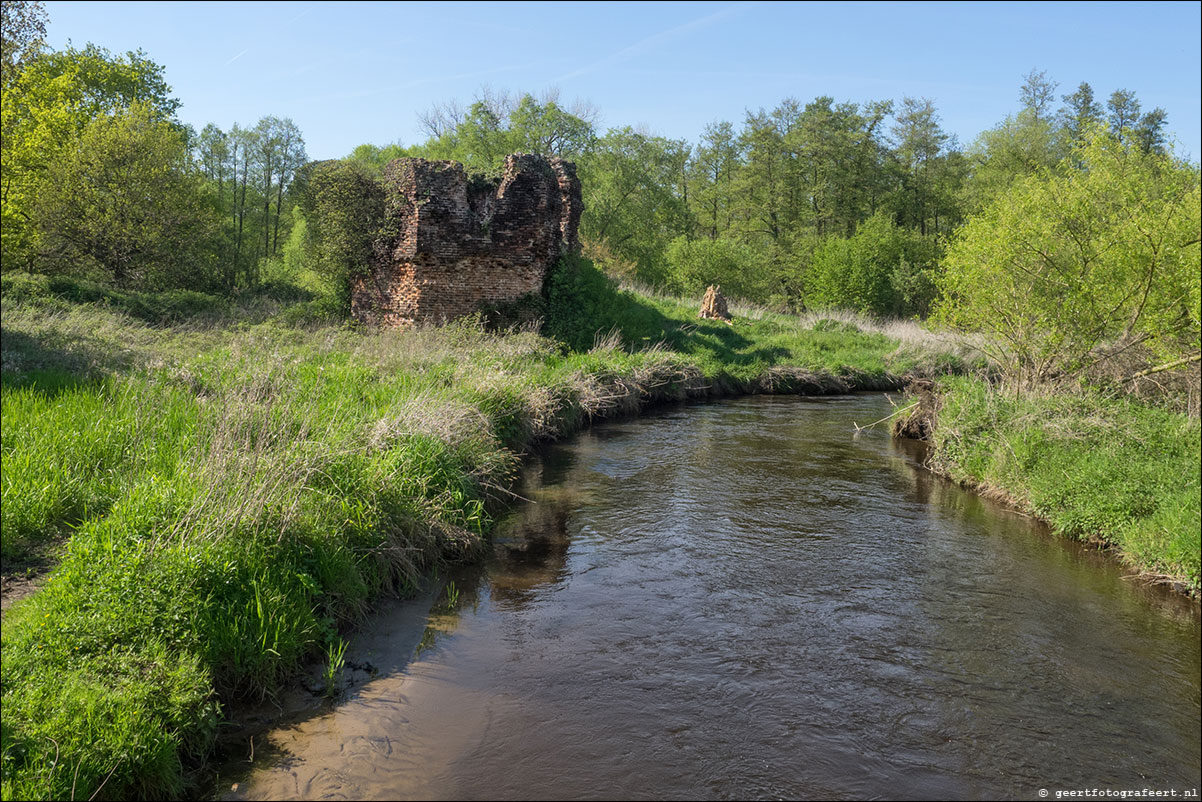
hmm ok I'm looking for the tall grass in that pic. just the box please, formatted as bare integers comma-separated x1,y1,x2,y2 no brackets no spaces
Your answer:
3,265,947,800
928,377,1201,591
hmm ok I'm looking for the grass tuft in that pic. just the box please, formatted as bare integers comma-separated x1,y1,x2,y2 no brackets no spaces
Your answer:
927,377,1201,591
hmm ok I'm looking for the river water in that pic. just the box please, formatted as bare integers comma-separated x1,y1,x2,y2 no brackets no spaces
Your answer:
226,395,1201,801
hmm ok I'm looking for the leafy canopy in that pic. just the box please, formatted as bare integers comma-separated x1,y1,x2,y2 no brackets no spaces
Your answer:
1,43,179,268
936,127,1201,385
33,103,220,289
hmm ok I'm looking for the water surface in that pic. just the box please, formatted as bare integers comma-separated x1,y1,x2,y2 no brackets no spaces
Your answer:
228,395,1201,801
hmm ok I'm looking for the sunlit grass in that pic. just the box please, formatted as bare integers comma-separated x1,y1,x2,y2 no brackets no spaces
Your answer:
930,377,1201,591
2,267,942,800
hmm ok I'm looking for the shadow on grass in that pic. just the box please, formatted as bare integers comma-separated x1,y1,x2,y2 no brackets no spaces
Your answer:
0,327,123,394
544,257,791,367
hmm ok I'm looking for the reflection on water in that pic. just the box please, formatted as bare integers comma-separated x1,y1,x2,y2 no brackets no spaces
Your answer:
226,396,1201,801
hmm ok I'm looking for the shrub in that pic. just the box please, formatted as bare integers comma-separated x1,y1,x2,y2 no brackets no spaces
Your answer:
295,160,386,312
32,104,221,291
935,128,1201,386
663,236,766,301
807,213,939,317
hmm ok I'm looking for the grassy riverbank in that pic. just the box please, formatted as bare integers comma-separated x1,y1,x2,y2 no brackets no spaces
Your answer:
0,265,969,801
922,377,1201,593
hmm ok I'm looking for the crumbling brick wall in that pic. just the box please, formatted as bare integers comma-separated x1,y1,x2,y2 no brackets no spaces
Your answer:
351,153,582,327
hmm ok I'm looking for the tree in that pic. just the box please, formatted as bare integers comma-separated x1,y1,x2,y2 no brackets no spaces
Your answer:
1019,68,1059,122
345,141,411,174
413,89,596,175
227,123,257,282
508,94,596,157
190,117,307,289
578,128,690,285
33,103,220,289
1134,107,1168,155
1059,81,1102,146
688,121,740,240
789,96,894,237
1107,89,1141,145
270,118,306,255
735,105,792,243
963,105,1062,212
195,123,230,205
889,97,953,235
936,128,1201,386
0,0,47,82
1,43,179,270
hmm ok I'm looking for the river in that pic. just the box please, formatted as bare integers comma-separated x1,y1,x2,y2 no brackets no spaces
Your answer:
225,395,1201,801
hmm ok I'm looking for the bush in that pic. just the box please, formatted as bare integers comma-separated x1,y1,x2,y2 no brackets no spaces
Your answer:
544,254,620,348
807,213,939,317
935,129,1201,386
543,254,661,351
31,104,222,291
663,236,766,301
294,160,386,312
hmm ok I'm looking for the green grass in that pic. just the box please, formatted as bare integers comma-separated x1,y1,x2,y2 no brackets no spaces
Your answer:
544,256,975,384
1,264,937,800
929,377,1201,590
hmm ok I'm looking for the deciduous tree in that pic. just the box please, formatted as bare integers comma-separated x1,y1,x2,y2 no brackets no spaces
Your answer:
33,103,219,289
937,128,1201,385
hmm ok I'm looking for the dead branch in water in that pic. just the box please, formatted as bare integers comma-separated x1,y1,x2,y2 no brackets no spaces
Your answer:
853,401,919,433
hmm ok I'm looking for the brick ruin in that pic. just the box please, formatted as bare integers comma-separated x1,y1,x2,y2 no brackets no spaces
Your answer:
351,153,582,327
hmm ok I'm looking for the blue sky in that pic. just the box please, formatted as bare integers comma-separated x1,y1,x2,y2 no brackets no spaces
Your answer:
43,1,1202,160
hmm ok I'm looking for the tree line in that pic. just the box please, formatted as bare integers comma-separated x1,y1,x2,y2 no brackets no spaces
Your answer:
2,0,1197,390
341,72,1176,320
1,1,307,293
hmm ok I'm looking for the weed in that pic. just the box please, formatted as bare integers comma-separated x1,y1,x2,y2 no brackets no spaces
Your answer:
442,580,460,610
322,639,348,699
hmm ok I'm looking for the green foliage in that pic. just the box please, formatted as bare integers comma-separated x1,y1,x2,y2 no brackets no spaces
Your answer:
508,94,596,158
412,92,596,176
577,128,691,284
807,213,939,317
1,43,179,269
345,141,412,175
192,117,308,291
0,0,47,81
543,254,633,350
32,104,221,290
937,128,1201,385
931,377,1200,590
887,97,964,237
962,108,1064,212
663,236,765,300
297,160,386,309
